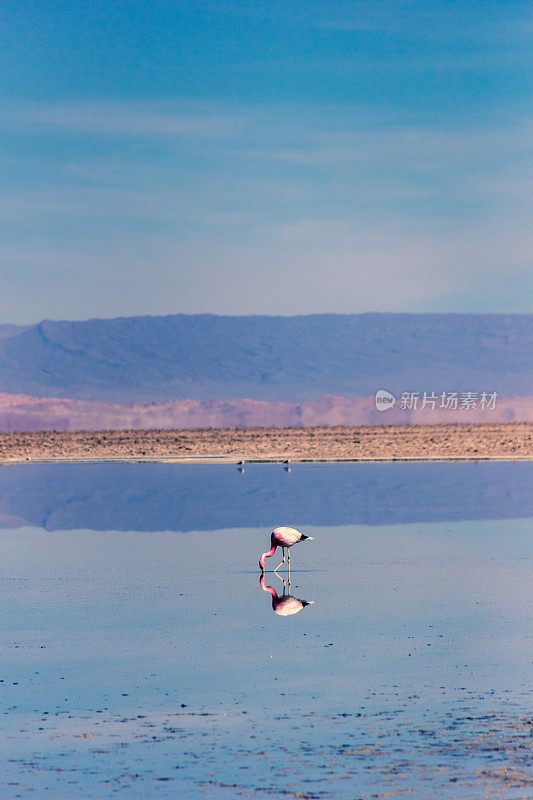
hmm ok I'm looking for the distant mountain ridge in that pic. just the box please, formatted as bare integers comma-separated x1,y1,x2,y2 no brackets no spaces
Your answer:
0,313,531,405
0,324,29,341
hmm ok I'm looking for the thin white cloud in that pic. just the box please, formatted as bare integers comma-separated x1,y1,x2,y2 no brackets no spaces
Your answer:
313,1,532,44
0,100,242,139
3,103,530,236
1,99,532,319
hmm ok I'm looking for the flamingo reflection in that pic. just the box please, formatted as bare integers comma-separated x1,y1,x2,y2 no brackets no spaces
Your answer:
260,573,315,617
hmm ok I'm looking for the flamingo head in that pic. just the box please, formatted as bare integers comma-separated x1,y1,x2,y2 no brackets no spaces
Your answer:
259,544,277,571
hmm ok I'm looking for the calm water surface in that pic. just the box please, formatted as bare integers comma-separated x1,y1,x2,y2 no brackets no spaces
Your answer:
0,462,531,799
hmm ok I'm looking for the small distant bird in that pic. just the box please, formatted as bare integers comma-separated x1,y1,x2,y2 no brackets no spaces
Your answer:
259,526,314,572
260,574,314,616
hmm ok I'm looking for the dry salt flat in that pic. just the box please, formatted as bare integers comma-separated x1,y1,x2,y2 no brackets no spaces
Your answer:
0,461,531,799
0,422,532,464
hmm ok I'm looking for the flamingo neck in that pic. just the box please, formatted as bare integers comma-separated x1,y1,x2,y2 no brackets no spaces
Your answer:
259,544,277,569
260,574,278,599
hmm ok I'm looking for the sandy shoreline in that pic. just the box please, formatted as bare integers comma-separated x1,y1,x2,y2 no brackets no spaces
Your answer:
0,422,531,464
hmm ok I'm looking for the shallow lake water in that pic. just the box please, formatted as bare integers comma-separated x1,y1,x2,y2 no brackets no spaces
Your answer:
0,461,531,799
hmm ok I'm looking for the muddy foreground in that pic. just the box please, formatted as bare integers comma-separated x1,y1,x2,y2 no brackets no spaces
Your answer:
0,422,531,463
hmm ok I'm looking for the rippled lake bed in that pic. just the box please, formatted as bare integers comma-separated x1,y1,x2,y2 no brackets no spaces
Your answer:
1,462,532,799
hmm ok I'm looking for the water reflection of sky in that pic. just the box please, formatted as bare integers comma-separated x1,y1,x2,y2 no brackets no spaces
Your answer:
2,519,530,708
0,461,531,531
0,462,531,798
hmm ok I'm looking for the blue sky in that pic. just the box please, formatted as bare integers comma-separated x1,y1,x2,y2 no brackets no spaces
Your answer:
1,0,532,322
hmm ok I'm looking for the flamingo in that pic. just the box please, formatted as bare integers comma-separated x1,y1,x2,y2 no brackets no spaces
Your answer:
258,526,314,573
260,574,315,616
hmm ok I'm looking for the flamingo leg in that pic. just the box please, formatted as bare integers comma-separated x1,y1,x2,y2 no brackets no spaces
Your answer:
287,548,291,580
274,546,286,574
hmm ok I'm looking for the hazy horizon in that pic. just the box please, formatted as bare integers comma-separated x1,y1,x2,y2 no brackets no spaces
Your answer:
2,309,533,329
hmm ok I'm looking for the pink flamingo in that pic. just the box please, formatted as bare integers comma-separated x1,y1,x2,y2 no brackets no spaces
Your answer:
260,574,315,616
258,526,314,573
